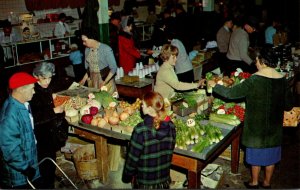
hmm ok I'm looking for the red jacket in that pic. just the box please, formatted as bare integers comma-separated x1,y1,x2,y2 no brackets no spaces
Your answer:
118,31,141,74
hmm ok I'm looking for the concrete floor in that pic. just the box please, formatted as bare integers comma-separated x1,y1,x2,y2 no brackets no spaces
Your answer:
54,126,300,189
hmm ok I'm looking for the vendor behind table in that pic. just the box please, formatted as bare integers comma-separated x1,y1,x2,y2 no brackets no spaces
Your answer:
154,44,202,100
80,28,118,96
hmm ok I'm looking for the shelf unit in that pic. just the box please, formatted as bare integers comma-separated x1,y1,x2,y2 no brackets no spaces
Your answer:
135,22,154,41
3,35,75,69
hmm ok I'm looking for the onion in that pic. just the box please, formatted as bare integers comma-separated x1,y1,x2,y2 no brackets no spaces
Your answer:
119,112,129,121
113,111,119,118
91,118,99,126
81,114,93,124
109,102,117,108
97,118,107,128
108,117,119,125
103,116,109,123
124,107,133,115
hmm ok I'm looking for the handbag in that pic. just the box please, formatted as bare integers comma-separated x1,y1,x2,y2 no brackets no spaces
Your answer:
50,113,69,151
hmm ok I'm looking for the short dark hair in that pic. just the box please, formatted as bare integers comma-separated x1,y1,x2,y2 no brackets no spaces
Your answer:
246,16,259,29
81,27,100,41
110,12,121,21
1,19,12,28
256,47,277,68
58,13,67,20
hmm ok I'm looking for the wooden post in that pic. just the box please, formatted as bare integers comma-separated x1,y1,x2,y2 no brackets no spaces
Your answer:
98,0,110,45
95,136,109,183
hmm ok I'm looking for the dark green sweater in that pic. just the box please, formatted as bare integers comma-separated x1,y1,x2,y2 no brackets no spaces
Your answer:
213,75,293,148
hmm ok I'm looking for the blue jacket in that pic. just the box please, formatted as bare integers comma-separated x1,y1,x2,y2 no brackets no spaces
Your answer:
0,96,40,187
69,50,83,65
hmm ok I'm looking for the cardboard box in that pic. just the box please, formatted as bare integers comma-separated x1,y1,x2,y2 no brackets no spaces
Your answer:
193,64,203,81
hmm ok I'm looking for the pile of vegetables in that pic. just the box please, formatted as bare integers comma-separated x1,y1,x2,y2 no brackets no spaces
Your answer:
94,91,118,109
209,98,245,126
119,112,143,128
230,68,251,86
173,117,223,153
181,90,206,108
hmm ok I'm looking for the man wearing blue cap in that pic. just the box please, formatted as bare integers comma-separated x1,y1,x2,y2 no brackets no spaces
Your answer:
0,72,43,189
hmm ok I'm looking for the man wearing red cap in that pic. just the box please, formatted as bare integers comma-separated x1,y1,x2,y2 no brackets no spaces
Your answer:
0,72,42,188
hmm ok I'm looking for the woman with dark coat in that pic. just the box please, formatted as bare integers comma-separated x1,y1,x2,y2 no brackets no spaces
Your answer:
30,62,65,189
208,48,293,189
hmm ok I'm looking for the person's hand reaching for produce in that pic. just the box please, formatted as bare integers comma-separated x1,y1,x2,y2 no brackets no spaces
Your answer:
207,80,216,88
198,79,206,88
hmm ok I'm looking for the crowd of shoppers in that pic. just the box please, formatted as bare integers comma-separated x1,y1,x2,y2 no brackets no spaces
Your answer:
0,1,297,189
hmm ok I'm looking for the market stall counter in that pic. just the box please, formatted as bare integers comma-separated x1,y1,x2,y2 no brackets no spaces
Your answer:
57,85,242,188
68,120,242,189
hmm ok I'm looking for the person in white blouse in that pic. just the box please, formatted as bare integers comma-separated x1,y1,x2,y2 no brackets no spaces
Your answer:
54,13,70,38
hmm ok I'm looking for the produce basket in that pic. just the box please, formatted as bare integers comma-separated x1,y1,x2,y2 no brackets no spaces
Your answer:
73,144,99,181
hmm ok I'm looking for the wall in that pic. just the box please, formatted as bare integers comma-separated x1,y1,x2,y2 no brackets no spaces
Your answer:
0,0,27,21
0,0,80,21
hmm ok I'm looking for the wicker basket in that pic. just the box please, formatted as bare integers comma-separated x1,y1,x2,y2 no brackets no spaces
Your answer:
73,144,99,180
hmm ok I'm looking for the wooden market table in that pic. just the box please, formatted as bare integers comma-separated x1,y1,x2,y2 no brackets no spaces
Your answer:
68,120,242,189
115,78,154,99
